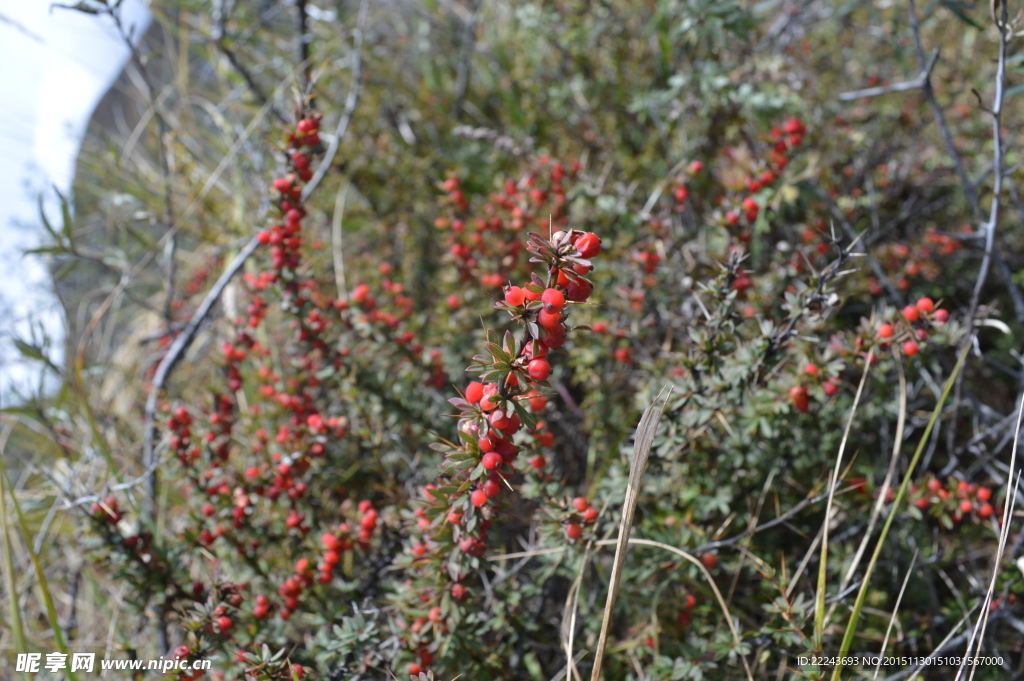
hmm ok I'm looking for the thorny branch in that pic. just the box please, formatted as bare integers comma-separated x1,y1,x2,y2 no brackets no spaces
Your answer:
140,1,368,522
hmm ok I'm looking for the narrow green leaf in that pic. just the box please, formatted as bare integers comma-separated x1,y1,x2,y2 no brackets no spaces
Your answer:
0,427,29,655
830,343,970,681
0,462,77,681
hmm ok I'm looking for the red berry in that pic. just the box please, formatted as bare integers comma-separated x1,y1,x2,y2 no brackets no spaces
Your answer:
572,497,589,512
575,232,602,258
789,385,809,412
977,486,992,501
216,616,233,632
914,497,929,510
566,278,593,302
566,523,583,539
483,478,501,498
505,286,526,306
960,499,973,514
538,308,562,330
979,502,994,518
700,554,718,570
822,381,838,397
878,323,894,339
804,363,819,376
481,452,502,470
916,297,935,313
471,489,487,507
541,288,566,311
934,309,949,323
428,606,443,623
902,305,920,322
528,358,552,381
902,340,919,356
682,594,697,610
582,507,598,523
688,160,704,175
451,583,467,600
479,384,500,411
927,478,943,492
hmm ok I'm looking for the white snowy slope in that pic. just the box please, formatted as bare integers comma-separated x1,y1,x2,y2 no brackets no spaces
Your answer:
0,0,150,402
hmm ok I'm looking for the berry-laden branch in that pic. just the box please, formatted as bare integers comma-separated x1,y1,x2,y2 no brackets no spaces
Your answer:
394,228,602,676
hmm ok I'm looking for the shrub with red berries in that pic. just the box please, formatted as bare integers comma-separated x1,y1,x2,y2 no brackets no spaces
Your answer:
10,2,1024,680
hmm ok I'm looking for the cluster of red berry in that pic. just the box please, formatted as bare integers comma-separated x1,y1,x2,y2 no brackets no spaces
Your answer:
436,158,581,291
676,593,698,628
866,228,968,296
909,477,997,523
256,115,322,274
788,363,840,413
875,296,949,357
720,117,806,230
565,496,599,539
393,227,602,675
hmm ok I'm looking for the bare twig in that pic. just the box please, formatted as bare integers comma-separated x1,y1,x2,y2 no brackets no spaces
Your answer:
951,2,1011,454
907,0,980,216
303,0,367,200
837,48,939,101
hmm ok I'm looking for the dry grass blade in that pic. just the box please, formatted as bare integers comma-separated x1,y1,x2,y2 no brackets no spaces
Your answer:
815,357,872,646
872,549,918,679
625,538,754,681
332,180,351,303
0,446,77,680
561,544,593,681
588,392,668,681
826,351,907,629
957,390,1024,681
830,342,970,681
